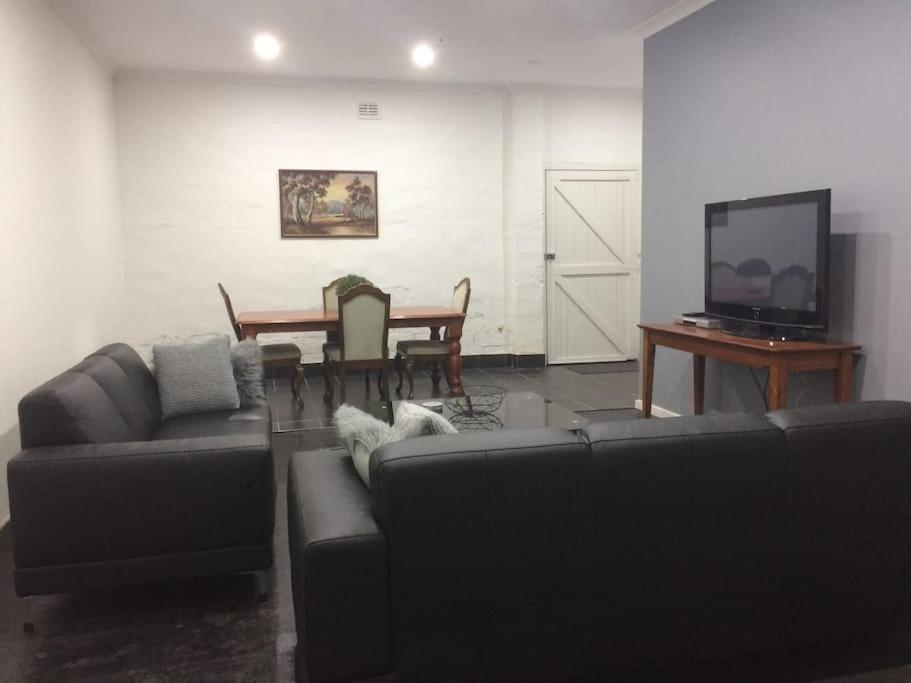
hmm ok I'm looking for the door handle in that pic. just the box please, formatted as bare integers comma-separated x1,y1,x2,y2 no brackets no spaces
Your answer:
544,253,556,261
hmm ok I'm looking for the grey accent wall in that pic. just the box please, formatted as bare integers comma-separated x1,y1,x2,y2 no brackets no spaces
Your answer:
642,0,911,415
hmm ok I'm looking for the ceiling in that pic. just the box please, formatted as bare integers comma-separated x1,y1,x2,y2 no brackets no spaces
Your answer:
50,0,713,89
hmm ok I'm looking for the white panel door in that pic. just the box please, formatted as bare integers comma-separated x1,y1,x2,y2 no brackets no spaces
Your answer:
545,169,641,363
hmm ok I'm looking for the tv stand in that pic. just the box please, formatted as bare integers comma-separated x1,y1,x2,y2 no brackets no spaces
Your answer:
638,323,861,416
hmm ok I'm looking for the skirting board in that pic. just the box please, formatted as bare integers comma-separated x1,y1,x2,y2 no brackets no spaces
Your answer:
634,400,681,418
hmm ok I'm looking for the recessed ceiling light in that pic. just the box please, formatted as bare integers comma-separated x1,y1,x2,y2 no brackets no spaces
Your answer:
411,42,436,68
253,33,281,61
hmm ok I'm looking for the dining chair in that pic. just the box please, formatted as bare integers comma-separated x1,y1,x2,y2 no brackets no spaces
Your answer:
218,283,305,405
323,284,393,423
395,277,471,400
323,277,381,393
322,276,342,353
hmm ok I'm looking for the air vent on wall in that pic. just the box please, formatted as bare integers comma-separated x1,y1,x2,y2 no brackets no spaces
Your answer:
357,102,381,120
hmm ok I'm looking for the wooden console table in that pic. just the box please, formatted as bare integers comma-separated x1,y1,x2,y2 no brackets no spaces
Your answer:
639,323,861,417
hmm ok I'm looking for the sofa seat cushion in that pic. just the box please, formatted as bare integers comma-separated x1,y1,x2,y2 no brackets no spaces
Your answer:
396,340,449,356
261,343,302,363
154,405,271,441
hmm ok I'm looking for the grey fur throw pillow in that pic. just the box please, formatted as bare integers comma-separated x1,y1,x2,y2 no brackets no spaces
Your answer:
231,340,267,406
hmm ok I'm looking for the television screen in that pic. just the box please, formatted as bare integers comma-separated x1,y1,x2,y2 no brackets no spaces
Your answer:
705,189,830,331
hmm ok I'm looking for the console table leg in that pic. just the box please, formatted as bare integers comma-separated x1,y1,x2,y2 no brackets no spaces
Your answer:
768,362,789,411
693,354,705,415
836,351,854,402
641,333,655,418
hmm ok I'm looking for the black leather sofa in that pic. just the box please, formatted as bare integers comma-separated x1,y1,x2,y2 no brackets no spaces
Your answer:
8,343,274,598
288,401,911,682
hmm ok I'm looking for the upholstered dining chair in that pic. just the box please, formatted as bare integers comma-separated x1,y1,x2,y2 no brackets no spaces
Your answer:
218,283,305,405
323,284,393,423
323,277,382,394
395,277,471,400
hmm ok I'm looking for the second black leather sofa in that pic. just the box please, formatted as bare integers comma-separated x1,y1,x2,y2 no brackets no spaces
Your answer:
288,401,911,681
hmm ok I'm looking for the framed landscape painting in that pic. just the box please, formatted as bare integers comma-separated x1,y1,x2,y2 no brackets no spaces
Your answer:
279,169,378,238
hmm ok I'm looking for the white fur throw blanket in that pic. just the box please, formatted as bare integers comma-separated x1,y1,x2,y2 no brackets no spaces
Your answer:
334,403,457,487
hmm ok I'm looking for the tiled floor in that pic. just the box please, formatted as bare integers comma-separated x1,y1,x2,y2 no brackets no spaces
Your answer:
4,364,911,681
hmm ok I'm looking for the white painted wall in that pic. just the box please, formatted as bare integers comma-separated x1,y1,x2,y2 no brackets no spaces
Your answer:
116,77,642,363
116,77,507,360
0,0,125,525
504,89,643,354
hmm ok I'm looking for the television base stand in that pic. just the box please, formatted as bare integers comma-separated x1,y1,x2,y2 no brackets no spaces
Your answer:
638,323,861,416
719,321,818,342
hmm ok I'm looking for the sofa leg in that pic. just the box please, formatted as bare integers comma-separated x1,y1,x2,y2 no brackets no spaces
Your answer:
22,596,35,636
252,570,273,602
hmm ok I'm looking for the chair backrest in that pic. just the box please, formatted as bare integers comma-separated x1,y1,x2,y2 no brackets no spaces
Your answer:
338,284,391,362
451,277,471,314
445,277,471,341
218,283,243,342
323,277,343,344
323,277,343,313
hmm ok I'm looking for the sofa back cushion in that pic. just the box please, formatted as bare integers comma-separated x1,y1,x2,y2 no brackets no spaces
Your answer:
766,400,911,641
370,428,592,681
18,344,160,448
582,414,787,670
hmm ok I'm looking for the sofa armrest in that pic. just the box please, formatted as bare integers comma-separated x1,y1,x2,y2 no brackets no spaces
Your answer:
8,435,274,571
287,449,391,683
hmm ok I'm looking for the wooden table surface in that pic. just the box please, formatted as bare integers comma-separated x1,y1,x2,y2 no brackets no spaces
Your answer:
638,323,861,416
236,306,462,326
639,323,861,354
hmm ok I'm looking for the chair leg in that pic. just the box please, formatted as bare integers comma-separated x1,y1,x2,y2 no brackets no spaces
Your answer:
430,361,442,393
340,367,347,403
288,365,297,398
323,355,333,402
377,365,383,394
364,368,370,393
405,358,416,400
395,353,404,395
293,365,305,406
383,369,394,425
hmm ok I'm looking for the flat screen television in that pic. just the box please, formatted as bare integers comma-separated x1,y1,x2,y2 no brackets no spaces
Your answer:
705,189,831,337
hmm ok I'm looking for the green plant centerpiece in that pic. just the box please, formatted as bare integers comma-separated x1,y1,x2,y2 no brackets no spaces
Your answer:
335,274,372,296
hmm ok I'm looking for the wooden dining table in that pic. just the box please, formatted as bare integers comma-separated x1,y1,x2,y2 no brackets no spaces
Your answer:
235,306,467,396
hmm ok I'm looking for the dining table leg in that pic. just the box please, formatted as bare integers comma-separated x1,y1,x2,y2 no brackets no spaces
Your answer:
429,326,442,390
446,319,465,397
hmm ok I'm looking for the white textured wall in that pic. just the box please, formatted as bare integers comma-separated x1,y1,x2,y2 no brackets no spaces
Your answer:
116,78,507,361
0,0,125,524
115,77,642,362
505,89,643,354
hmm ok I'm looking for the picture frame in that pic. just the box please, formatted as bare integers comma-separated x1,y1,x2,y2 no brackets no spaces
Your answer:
279,169,378,239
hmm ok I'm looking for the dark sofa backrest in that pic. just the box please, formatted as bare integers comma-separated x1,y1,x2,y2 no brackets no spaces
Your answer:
370,428,592,681
766,400,911,641
583,413,787,669
18,343,161,448
371,416,789,680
